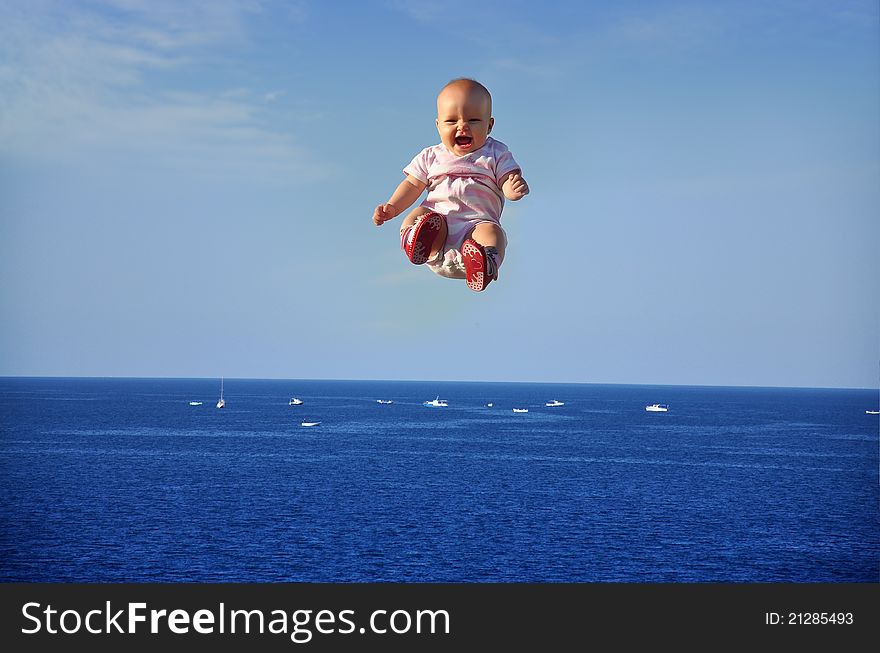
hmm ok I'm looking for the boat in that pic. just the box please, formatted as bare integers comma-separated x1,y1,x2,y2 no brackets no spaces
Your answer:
289,397,303,405
423,397,449,407
645,404,668,412
301,421,321,427
216,377,225,409
188,401,203,406
376,399,394,404
867,410,880,415
487,403,494,407
545,400,564,407
512,408,529,413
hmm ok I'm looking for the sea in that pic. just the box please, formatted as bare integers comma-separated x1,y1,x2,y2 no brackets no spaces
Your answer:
0,377,877,583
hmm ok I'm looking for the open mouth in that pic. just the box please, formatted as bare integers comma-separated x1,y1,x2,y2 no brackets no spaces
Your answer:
455,136,473,148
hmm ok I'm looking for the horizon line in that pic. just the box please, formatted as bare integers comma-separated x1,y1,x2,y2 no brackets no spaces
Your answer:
0,374,875,393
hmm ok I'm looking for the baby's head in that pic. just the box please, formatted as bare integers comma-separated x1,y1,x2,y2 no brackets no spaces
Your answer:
436,78,494,156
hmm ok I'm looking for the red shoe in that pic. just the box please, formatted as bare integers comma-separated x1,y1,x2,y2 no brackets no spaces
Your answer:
401,213,443,265
461,239,499,292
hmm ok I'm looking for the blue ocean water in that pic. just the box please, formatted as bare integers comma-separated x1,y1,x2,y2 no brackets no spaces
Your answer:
0,377,877,582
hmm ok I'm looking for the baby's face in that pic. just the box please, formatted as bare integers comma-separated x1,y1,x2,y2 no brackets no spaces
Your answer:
436,83,494,156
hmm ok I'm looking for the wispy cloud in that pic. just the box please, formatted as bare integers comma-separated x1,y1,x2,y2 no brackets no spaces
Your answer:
593,5,718,55
387,0,561,53
600,1,879,55
0,0,322,183
263,90,285,102
384,0,441,25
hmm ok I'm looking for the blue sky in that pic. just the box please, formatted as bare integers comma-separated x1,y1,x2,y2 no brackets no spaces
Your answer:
1,0,877,388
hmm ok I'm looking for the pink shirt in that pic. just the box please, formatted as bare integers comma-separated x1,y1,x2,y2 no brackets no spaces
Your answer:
403,137,521,227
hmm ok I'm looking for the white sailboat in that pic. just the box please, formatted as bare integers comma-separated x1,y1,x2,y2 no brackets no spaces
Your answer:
216,377,226,409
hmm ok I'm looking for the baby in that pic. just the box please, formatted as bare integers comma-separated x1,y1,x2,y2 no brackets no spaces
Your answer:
372,79,529,291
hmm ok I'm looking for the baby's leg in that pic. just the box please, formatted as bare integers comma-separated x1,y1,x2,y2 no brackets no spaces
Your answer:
400,208,447,263
468,222,507,264
399,206,429,232
461,222,506,292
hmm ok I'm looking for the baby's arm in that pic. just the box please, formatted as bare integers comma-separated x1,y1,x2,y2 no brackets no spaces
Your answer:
499,170,529,201
373,175,427,226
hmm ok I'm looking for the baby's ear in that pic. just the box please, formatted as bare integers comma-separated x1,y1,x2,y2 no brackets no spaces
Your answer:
488,117,494,133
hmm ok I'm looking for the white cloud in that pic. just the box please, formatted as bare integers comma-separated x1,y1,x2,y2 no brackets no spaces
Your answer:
0,0,323,183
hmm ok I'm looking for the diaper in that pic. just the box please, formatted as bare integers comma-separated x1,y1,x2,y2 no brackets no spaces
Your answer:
426,248,467,279
425,218,505,279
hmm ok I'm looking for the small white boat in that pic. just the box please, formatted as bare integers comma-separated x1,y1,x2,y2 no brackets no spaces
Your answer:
301,421,321,427
423,397,449,407
867,410,880,415
646,404,668,412
189,401,203,406
376,399,394,404
487,403,494,407
545,400,564,407
289,397,303,406
216,377,225,409
512,408,529,413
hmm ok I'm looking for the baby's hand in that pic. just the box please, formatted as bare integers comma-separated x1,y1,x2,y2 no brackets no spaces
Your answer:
504,173,530,200
372,203,397,226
